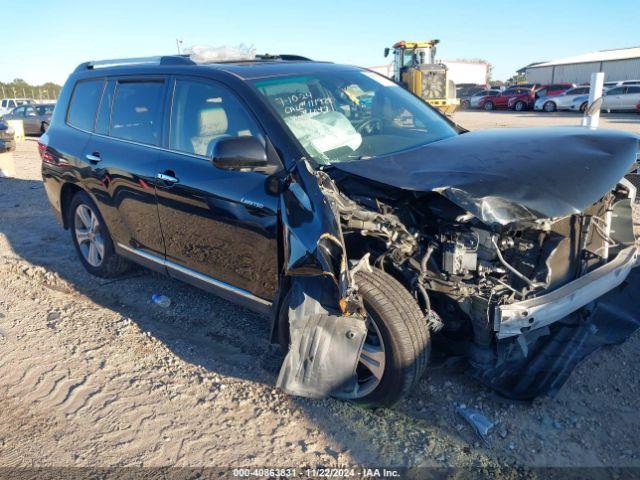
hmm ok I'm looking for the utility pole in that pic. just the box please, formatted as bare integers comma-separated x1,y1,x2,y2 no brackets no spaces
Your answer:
176,38,183,55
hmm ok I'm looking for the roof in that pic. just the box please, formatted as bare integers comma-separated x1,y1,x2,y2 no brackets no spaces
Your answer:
73,55,357,81
528,47,640,69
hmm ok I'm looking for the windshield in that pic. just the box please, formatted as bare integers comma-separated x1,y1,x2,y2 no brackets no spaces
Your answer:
252,70,457,165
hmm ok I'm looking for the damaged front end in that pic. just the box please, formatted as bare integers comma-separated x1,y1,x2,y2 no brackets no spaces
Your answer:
324,127,640,400
276,126,640,402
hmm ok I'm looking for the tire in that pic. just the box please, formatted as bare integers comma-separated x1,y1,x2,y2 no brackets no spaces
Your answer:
40,122,49,133
461,100,470,110
483,101,494,111
278,268,430,408
543,101,556,112
515,100,526,111
580,101,588,113
68,191,130,278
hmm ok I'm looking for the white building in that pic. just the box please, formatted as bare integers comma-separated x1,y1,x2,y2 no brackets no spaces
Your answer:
525,47,640,84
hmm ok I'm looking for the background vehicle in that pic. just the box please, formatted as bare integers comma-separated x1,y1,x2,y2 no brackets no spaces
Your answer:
601,86,640,111
461,89,501,109
2,103,55,134
0,120,15,153
534,86,591,112
384,39,459,114
478,87,531,110
508,84,574,111
569,86,640,112
0,98,34,116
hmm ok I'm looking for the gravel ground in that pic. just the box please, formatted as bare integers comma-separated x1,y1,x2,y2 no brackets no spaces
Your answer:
0,111,639,472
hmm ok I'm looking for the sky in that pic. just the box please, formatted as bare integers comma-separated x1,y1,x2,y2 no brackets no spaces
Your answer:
2,0,639,86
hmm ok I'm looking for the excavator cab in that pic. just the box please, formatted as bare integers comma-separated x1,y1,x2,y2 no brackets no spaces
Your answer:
385,40,459,115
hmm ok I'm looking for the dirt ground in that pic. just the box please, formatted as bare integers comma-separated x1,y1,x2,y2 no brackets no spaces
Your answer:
0,110,639,473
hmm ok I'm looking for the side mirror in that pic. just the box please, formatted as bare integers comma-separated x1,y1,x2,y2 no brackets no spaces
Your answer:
211,136,268,171
384,48,390,58
585,97,603,116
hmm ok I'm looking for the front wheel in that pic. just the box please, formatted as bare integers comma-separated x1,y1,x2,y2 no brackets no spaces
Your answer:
483,101,494,111
543,101,556,112
514,100,526,111
461,100,470,109
279,268,430,407
580,101,588,113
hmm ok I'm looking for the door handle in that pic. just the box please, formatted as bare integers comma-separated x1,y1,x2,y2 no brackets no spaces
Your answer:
86,153,101,163
156,172,179,184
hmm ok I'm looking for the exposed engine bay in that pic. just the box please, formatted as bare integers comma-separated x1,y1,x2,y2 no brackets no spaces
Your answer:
317,167,638,391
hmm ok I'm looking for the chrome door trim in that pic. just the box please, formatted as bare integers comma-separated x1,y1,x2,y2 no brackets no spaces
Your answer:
116,243,272,314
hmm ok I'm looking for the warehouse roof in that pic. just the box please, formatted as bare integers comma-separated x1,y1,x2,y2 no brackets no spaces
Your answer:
528,46,640,69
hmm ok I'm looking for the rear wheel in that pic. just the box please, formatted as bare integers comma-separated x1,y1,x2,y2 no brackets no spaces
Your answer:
68,191,130,278
580,101,588,113
279,268,430,407
483,101,494,111
515,100,526,111
543,101,556,112
461,100,471,109
40,122,49,133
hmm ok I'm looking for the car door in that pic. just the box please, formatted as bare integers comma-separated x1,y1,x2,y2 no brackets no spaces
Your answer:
622,86,640,110
603,87,625,110
23,105,40,134
81,77,166,259
155,76,280,301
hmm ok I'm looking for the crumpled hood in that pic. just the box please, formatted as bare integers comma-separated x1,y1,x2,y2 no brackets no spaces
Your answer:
334,127,639,227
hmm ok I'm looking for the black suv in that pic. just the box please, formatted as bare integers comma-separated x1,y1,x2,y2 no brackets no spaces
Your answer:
41,55,639,406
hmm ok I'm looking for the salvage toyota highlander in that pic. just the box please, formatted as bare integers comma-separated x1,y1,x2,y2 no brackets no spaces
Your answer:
40,55,640,407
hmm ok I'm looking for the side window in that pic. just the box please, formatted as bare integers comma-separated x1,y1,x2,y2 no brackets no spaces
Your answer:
607,87,624,95
25,106,37,117
67,80,104,131
13,106,25,116
110,81,164,145
626,86,640,94
170,79,264,156
1,100,6,108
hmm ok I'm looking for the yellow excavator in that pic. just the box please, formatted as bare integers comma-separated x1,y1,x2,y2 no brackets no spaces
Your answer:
384,40,459,115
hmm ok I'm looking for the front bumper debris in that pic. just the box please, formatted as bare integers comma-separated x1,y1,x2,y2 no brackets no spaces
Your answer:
495,246,639,339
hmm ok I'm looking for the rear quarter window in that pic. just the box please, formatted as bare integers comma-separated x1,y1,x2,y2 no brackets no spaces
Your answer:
67,80,104,131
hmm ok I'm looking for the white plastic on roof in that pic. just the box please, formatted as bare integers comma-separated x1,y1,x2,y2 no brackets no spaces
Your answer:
185,44,256,63
530,47,640,68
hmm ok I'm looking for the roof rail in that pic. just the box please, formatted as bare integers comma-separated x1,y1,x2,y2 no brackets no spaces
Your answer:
255,54,312,61
74,55,195,72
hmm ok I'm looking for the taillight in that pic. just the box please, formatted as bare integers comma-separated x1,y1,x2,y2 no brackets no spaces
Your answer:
38,140,54,164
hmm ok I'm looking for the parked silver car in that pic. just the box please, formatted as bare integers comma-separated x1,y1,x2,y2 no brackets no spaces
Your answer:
534,86,591,112
569,86,640,113
1,103,55,135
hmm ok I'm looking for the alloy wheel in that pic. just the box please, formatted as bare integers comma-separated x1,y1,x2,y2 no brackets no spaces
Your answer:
74,204,105,267
335,314,386,399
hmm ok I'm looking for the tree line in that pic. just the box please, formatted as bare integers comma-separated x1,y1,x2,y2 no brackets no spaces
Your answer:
1,79,62,101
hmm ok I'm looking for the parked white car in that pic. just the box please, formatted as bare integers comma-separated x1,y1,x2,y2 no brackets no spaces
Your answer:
600,86,640,111
568,86,640,113
534,86,591,112
0,98,35,116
